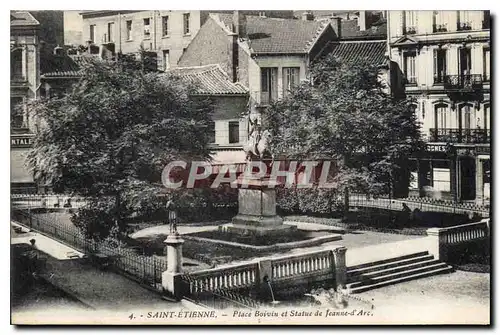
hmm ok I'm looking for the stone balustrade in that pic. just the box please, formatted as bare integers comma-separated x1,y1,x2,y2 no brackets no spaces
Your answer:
271,250,332,281
183,263,259,293
426,218,490,261
166,246,347,300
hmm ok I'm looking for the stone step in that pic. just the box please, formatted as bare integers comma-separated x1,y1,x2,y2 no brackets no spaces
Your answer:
347,254,435,279
347,263,452,290
348,258,441,283
346,262,447,288
347,251,430,272
347,265,454,294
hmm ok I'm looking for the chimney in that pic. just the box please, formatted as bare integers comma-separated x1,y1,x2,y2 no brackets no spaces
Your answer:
302,11,314,21
232,11,246,38
358,10,367,31
331,17,342,39
228,32,239,83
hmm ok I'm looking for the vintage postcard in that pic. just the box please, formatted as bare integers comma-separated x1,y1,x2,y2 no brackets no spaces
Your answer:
10,9,491,325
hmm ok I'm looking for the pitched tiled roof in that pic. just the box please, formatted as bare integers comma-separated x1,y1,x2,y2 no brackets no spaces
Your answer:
10,11,39,27
214,14,328,54
40,54,100,78
327,40,387,65
167,64,248,95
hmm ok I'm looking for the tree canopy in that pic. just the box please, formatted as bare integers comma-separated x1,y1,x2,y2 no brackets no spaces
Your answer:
267,55,424,197
27,56,214,239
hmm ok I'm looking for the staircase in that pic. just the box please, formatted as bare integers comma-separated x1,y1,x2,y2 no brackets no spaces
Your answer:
346,251,453,294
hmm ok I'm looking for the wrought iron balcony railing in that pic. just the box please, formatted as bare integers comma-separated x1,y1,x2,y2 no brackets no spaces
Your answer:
457,22,473,31
443,74,483,91
403,26,417,35
429,128,490,144
432,24,448,33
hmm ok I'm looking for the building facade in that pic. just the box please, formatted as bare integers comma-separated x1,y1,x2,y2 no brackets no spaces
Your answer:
10,12,41,189
388,10,491,203
65,10,294,71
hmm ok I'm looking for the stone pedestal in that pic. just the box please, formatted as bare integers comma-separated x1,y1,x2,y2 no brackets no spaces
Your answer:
228,175,295,236
162,233,184,298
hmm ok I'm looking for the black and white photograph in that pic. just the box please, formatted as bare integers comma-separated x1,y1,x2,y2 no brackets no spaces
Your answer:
9,8,491,325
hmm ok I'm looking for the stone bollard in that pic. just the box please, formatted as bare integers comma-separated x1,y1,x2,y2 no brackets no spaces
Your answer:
332,246,347,292
162,233,185,300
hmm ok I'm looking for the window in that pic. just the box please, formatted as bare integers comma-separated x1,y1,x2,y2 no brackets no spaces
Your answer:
228,121,239,144
282,67,300,95
11,97,24,128
163,50,170,71
183,13,190,34
89,24,96,43
457,11,472,31
208,121,216,143
403,52,416,84
433,48,447,83
458,47,472,76
403,10,417,34
126,20,132,40
143,18,151,38
107,22,115,42
261,67,278,104
11,49,23,81
259,12,266,17
461,105,473,130
162,16,169,36
432,11,448,32
484,105,490,130
435,105,448,129
432,168,450,192
483,48,490,81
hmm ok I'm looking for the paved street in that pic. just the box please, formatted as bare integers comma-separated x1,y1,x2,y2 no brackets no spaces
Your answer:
11,222,177,314
355,270,490,324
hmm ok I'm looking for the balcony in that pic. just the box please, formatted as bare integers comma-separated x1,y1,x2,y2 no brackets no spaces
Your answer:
443,74,483,91
432,24,448,33
456,22,472,31
429,128,490,144
403,26,417,35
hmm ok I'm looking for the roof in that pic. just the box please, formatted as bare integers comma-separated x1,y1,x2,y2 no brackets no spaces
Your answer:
10,11,39,27
167,64,248,95
214,13,328,54
327,40,387,65
339,19,387,40
40,54,100,78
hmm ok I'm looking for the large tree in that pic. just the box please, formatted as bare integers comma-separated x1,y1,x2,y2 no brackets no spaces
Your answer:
267,55,424,206
27,55,214,239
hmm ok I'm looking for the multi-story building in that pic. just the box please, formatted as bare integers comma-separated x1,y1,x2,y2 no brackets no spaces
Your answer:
10,11,41,189
388,10,491,204
178,11,387,171
63,10,294,70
